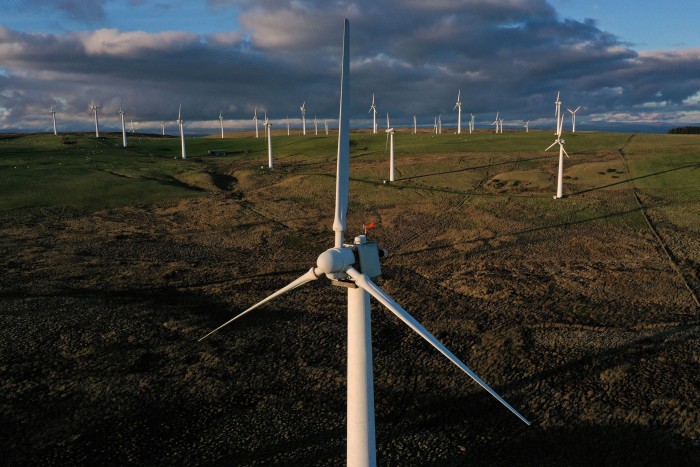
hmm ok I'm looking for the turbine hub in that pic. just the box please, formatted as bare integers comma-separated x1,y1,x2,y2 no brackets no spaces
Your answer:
316,247,355,276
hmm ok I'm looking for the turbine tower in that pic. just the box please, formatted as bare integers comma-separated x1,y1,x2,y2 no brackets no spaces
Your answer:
313,115,319,135
433,116,438,134
263,112,269,138
253,107,259,138
546,92,568,199
524,120,529,133
50,106,57,135
324,119,329,136
286,116,290,136
177,104,186,160
160,122,166,136
219,110,225,138
438,114,442,134
470,113,475,134
117,99,127,147
368,94,377,134
265,118,273,169
499,117,504,134
199,19,530,467
454,89,462,134
413,115,417,134
386,113,395,182
568,106,581,133
90,101,100,138
300,101,306,135
492,112,500,134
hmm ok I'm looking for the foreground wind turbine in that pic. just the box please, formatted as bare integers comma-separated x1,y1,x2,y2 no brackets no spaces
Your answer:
177,104,186,160
300,101,306,135
369,93,377,134
200,19,530,467
568,106,581,133
253,107,259,138
219,110,225,138
545,91,568,199
454,89,462,134
50,106,57,135
117,99,127,147
160,122,166,136
90,101,100,137
386,113,395,182
265,118,273,169
413,115,417,134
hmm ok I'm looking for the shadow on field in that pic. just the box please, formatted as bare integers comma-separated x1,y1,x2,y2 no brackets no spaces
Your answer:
571,162,700,196
395,155,552,182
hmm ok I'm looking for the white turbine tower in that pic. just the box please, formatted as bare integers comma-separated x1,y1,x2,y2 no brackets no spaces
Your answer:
266,118,273,169
433,116,438,134
438,114,442,134
117,99,127,147
253,107,259,138
177,104,186,160
199,19,530,467
470,113,475,134
492,112,499,134
369,93,377,134
386,113,395,182
499,117,504,134
545,91,568,199
160,122,166,136
413,115,417,134
300,101,306,135
454,89,462,134
219,110,225,138
50,106,57,135
90,101,100,137
286,116,290,136
524,120,529,132
313,115,319,135
568,106,581,133
324,119,329,136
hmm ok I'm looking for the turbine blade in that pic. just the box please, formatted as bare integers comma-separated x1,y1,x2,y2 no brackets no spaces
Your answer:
346,267,531,426
545,141,558,152
562,146,570,158
333,19,350,248
199,267,319,341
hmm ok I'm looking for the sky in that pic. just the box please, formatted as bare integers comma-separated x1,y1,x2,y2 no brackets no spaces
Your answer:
2,0,700,134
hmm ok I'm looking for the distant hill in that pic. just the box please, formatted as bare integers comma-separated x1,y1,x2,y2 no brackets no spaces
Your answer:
668,126,700,134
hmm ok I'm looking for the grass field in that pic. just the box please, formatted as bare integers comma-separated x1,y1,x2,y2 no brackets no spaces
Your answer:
1,130,699,465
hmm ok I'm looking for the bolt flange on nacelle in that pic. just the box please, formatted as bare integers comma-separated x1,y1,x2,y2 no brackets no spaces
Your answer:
316,235,385,284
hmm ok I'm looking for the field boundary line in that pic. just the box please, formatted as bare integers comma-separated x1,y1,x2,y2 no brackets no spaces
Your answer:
618,134,700,309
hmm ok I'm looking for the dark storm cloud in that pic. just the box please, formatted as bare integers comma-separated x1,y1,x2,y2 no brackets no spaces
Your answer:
1,0,700,131
25,0,107,23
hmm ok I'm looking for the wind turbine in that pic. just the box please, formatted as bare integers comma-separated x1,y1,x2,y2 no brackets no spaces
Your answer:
324,119,329,136
199,19,530,467
313,115,319,135
117,99,127,147
219,110,225,138
386,113,395,182
545,91,568,199
129,120,135,134
413,115,417,134
300,101,306,135
498,117,504,134
177,104,186,160
368,93,377,134
264,112,269,138
568,106,581,133
253,107,259,138
492,112,499,134
160,122,166,136
438,114,442,134
524,120,529,132
433,116,438,134
454,89,462,134
285,116,290,136
90,101,100,137
265,118,273,169
49,106,57,135
469,113,475,134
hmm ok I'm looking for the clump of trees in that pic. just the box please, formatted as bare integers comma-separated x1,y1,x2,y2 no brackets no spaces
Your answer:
668,126,700,134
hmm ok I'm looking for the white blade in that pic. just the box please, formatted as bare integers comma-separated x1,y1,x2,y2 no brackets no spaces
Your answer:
333,19,350,248
346,267,531,426
545,140,558,152
199,268,319,341
562,145,569,158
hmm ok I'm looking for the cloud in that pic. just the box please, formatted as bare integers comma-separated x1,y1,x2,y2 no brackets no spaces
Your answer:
26,0,107,23
1,0,700,132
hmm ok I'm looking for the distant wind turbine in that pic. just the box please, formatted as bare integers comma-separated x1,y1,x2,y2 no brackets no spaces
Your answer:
300,101,306,135
219,110,225,138
253,107,259,138
434,116,438,134
264,112,269,138
313,115,319,135
492,112,500,133
199,21,531,467
177,104,186,160
524,120,529,132
160,122,166,136
129,120,135,134
266,118,273,169
499,117,504,134
368,93,377,134
324,119,329,136
568,106,581,133
454,89,462,134
438,114,442,134
545,91,568,199
386,113,395,182
90,101,100,138
50,106,57,135
117,99,127,147
413,115,417,134
469,113,475,134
